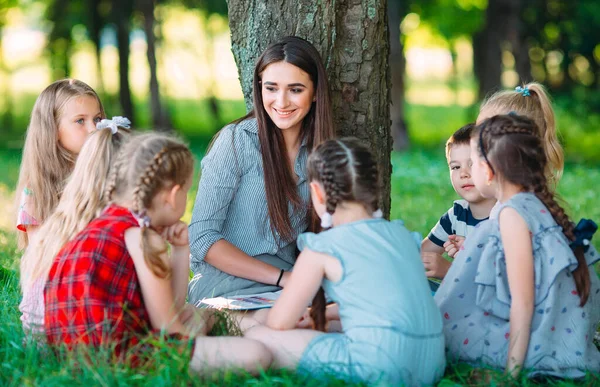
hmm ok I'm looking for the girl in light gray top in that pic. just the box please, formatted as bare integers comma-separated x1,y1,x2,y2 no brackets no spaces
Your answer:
188,36,335,304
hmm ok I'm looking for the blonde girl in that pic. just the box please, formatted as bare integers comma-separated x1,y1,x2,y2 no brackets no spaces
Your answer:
19,117,130,335
477,82,563,188
15,79,105,248
44,133,272,372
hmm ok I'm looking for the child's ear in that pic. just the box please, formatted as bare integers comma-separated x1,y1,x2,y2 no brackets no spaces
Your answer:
309,181,326,205
483,162,495,184
166,184,182,208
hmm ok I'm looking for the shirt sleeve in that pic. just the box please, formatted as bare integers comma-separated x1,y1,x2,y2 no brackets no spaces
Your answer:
16,187,39,232
427,207,454,247
188,126,243,263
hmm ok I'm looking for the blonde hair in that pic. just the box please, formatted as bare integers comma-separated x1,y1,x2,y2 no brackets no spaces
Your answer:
105,133,194,278
477,82,563,188
15,79,105,248
20,125,130,291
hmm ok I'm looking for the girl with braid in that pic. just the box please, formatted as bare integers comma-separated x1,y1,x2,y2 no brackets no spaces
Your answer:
444,83,566,258
243,138,446,386
435,114,600,378
44,133,272,372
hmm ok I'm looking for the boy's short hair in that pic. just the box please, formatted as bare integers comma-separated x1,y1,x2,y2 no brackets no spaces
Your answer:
445,123,475,160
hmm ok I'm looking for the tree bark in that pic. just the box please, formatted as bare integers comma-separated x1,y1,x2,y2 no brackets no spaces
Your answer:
114,0,135,120
140,0,171,131
227,0,392,216
388,0,408,150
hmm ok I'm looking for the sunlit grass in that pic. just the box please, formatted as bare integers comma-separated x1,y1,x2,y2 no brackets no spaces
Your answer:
0,144,598,384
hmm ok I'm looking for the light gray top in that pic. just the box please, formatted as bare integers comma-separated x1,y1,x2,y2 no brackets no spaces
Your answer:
188,118,311,274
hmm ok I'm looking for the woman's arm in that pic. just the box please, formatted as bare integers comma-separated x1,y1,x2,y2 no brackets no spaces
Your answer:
499,207,535,378
125,227,189,335
267,249,341,330
205,239,291,287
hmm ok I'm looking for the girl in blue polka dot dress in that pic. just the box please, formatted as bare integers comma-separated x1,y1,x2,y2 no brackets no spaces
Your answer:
435,113,600,378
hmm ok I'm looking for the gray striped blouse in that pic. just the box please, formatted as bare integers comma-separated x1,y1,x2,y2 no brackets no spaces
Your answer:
187,118,311,303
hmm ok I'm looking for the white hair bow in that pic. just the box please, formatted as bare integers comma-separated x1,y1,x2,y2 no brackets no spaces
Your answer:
96,116,131,134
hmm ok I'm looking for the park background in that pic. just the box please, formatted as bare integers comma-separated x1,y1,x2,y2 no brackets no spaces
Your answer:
0,0,599,385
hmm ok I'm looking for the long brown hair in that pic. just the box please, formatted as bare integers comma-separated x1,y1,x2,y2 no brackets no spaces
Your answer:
306,138,380,331
106,134,194,278
477,82,563,188
473,114,590,306
21,125,130,291
15,79,105,248
237,36,335,242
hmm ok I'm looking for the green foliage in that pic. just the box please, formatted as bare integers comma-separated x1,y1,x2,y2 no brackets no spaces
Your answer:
0,145,599,385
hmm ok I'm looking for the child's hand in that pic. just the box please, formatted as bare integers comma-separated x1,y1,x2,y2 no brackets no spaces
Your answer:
161,221,189,247
421,252,451,278
443,235,465,258
296,308,314,329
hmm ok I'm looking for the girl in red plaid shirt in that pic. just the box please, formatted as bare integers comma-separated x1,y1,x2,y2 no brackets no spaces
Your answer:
44,133,272,373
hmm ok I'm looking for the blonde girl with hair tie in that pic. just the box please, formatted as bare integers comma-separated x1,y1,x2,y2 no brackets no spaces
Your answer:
44,133,272,373
15,79,105,248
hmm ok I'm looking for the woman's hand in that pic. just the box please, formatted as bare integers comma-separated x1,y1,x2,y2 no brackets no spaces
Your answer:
161,221,189,247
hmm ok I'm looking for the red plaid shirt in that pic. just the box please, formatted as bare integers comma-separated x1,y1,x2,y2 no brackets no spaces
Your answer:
44,205,151,356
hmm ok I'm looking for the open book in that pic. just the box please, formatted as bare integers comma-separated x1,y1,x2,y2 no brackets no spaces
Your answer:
198,291,282,311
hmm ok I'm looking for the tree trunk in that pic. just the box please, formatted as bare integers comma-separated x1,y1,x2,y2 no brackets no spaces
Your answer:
388,0,408,151
88,0,105,94
114,0,134,120
227,0,392,217
473,0,522,100
140,0,171,131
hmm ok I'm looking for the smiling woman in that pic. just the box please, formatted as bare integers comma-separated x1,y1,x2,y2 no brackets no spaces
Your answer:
187,36,335,304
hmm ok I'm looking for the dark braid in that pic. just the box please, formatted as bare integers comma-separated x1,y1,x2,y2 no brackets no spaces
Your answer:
475,114,590,306
307,137,380,331
531,173,590,306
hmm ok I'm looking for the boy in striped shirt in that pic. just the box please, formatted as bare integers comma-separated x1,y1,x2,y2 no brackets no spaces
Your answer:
421,123,496,279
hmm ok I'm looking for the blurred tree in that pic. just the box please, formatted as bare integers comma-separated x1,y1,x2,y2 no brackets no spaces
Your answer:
87,0,106,94
388,0,409,150
473,0,523,100
523,0,600,113
113,0,135,120
227,0,393,216
139,0,171,131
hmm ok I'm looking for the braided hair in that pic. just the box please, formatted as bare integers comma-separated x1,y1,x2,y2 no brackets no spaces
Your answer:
306,137,380,331
107,133,194,278
474,114,590,306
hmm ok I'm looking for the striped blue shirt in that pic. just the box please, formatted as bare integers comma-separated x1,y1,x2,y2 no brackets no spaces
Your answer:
427,199,489,247
188,118,311,273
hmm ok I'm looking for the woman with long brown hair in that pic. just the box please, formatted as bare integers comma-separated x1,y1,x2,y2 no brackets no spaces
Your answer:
187,36,335,304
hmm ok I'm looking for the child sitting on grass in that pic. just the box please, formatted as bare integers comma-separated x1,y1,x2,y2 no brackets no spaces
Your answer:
421,124,496,279
241,138,446,386
20,117,130,337
435,114,600,378
44,133,271,373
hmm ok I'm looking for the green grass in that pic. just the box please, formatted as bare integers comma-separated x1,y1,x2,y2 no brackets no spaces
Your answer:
1,144,599,385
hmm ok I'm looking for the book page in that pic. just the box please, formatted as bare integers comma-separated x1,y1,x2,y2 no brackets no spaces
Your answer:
198,291,282,310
